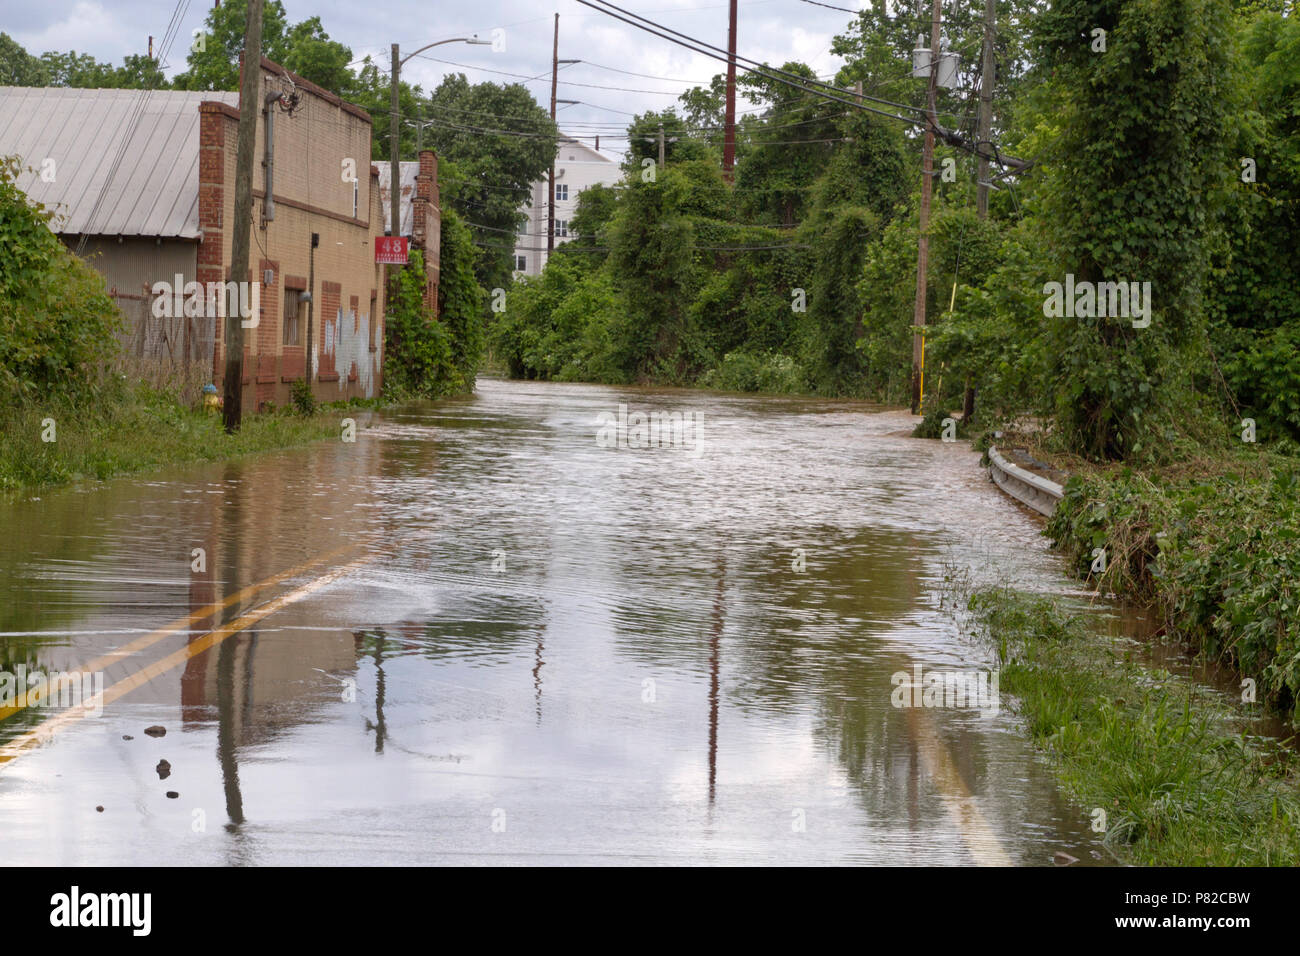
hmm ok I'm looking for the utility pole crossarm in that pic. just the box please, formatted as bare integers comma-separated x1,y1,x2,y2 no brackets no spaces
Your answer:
934,124,1034,173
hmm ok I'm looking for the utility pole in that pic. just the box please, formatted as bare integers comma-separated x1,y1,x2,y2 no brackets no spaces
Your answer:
305,232,317,390
976,0,995,219
722,0,737,181
658,121,666,169
548,14,559,258
546,19,580,264
223,0,263,433
387,37,490,274
967,0,996,422
390,42,401,247
910,0,942,416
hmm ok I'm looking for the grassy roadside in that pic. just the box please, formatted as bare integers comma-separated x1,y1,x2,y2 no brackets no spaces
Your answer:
961,586,1300,865
0,382,381,493
1040,451,1300,720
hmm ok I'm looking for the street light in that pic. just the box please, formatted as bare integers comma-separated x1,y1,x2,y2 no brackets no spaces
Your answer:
389,36,491,246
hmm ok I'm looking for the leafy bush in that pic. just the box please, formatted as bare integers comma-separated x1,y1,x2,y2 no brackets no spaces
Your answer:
289,376,316,415
701,350,803,394
0,155,122,404
1048,463,1300,715
382,249,456,399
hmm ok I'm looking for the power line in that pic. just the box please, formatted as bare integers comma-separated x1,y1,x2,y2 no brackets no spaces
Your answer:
77,0,191,254
570,0,923,128
573,0,1032,172
578,0,927,116
794,0,862,13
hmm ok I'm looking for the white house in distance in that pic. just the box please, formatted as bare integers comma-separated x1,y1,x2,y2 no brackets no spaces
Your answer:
512,134,620,277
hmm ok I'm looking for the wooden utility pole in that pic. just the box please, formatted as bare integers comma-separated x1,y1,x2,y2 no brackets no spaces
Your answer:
910,0,942,416
976,0,996,219
390,43,401,249
388,37,489,252
548,14,560,258
966,0,996,422
658,121,666,169
722,0,738,181
223,0,263,433
305,232,317,391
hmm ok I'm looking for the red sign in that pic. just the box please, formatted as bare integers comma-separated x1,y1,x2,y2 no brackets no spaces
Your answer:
375,236,409,264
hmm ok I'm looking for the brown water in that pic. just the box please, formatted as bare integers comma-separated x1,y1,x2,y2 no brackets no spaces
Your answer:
0,378,1113,865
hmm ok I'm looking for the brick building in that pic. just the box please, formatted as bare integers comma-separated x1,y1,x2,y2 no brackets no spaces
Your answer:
205,57,389,409
377,149,441,316
0,57,419,410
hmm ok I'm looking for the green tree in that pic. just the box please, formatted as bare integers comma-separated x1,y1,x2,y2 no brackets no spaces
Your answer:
0,156,122,403
0,33,48,85
420,74,557,294
1034,0,1236,460
437,208,486,390
37,51,116,87
622,109,710,176
734,63,849,228
281,16,353,94
1206,9,1300,443
175,0,290,91
381,249,454,399
606,167,702,382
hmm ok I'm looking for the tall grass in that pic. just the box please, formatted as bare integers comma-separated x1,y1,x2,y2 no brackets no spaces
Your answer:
964,587,1300,866
0,377,363,493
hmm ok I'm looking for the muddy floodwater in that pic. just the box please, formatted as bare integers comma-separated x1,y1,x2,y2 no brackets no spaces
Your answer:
0,378,1121,865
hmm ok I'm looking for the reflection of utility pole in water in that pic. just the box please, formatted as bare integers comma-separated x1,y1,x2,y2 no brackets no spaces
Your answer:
533,634,544,725
216,631,245,827
708,551,726,804
215,462,245,827
365,634,387,753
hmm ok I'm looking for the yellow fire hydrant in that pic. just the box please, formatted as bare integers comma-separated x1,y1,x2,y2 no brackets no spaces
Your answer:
202,384,221,413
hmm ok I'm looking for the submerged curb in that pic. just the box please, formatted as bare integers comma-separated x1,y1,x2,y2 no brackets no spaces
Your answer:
987,446,1065,517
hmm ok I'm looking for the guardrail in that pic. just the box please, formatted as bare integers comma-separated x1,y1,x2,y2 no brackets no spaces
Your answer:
987,445,1064,517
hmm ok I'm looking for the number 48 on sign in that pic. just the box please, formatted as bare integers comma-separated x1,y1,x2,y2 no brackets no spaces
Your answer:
375,236,409,264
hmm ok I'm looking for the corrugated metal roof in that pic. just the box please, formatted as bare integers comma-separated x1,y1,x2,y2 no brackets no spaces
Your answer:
0,87,239,239
376,161,418,237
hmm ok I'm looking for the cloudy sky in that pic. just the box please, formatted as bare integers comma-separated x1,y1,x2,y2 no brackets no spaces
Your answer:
7,0,874,157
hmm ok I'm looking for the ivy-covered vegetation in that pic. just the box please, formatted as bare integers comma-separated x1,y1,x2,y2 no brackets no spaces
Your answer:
486,1,1300,730
0,157,121,405
381,212,486,400
490,0,1296,465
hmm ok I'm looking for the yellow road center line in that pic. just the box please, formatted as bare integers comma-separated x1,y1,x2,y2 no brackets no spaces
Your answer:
906,704,1013,866
0,544,353,722
0,550,376,769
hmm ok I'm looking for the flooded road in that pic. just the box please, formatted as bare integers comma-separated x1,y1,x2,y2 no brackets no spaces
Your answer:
0,378,1111,864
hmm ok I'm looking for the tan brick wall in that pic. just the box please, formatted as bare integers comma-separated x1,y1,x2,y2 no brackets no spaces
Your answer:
207,60,387,410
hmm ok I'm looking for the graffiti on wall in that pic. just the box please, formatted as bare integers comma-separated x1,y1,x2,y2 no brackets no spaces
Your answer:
317,307,382,397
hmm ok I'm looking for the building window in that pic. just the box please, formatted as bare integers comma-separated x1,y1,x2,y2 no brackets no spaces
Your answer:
352,180,359,219
283,289,300,345
555,220,568,237
515,255,527,271
555,184,568,201
518,220,529,235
